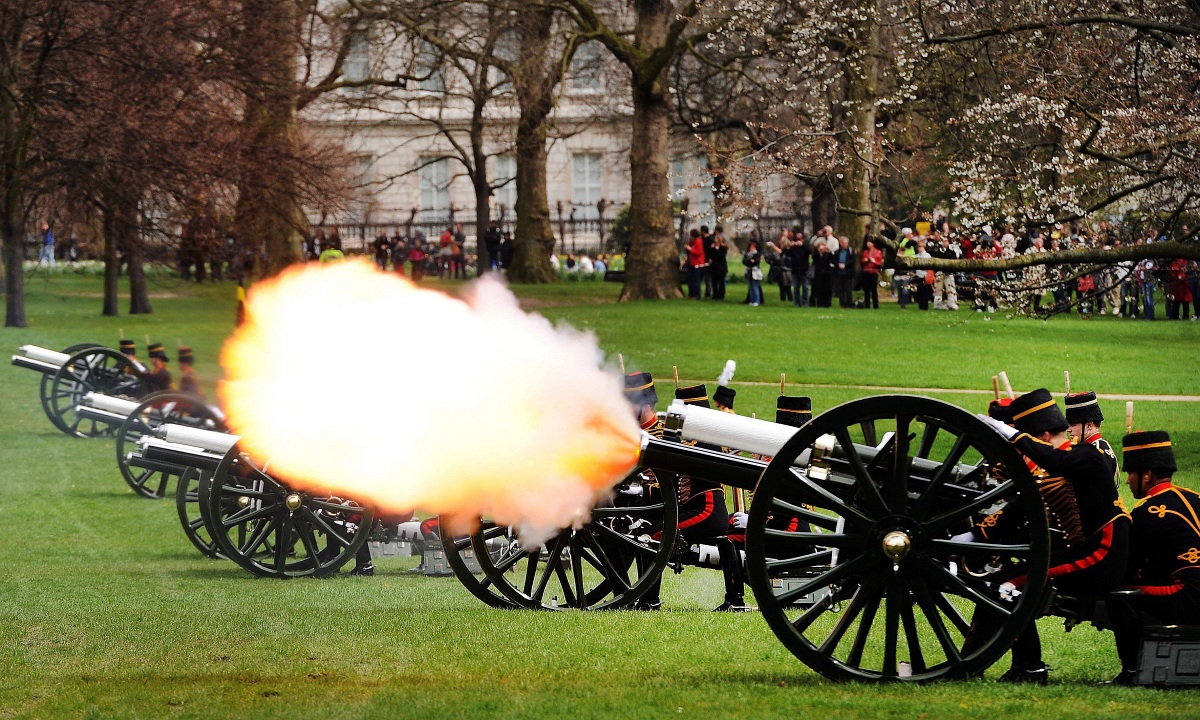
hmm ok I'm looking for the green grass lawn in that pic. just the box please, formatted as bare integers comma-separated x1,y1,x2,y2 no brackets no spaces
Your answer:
3,272,1200,718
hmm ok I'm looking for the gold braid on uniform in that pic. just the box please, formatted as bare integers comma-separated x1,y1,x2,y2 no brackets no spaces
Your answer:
1039,475,1085,548
675,436,698,505
640,419,665,492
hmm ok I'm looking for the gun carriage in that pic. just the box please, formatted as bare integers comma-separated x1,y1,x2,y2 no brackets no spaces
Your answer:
447,395,1053,683
12,344,147,437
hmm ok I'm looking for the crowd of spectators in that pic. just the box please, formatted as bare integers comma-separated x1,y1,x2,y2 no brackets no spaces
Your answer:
680,219,1200,318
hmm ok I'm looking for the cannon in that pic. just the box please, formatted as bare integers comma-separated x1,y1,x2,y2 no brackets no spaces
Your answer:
453,395,1050,682
133,424,377,578
12,344,146,437
74,390,228,499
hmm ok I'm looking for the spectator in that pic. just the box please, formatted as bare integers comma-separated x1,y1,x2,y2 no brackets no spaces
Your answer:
578,254,594,274
812,242,834,307
914,239,934,310
787,230,812,307
767,231,793,303
893,228,916,308
484,221,502,270
685,228,705,299
373,232,391,271
565,253,577,272
450,236,465,279
832,236,856,308
1138,257,1157,320
859,239,883,309
499,231,514,269
594,254,608,276
709,228,729,301
700,225,714,298
742,239,763,306
408,241,427,281
39,222,55,267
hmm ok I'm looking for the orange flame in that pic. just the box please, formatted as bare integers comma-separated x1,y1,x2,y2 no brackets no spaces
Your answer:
218,261,639,542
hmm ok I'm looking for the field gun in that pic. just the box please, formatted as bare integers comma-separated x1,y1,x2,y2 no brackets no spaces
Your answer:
11,343,146,437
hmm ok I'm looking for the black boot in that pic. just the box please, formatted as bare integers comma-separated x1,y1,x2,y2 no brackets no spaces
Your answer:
998,662,1048,685
712,537,753,612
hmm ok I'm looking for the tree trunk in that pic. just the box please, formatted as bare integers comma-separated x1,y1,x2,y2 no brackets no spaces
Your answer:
507,7,556,284
471,100,491,277
811,178,837,232
126,201,152,315
619,1,681,301
101,200,119,317
833,8,880,247
234,0,303,279
2,190,25,328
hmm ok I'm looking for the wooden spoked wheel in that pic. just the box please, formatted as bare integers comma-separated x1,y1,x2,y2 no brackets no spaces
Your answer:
116,391,226,498
745,395,1049,682
200,448,375,578
439,519,518,609
471,470,679,610
42,347,143,438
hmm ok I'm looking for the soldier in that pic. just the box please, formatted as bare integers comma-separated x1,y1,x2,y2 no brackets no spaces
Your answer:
673,383,750,611
972,389,1130,684
177,347,202,398
142,343,174,392
1106,431,1200,685
119,339,146,373
1064,391,1119,487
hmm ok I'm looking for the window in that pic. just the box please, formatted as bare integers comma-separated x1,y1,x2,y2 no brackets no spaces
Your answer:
572,153,603,220
419,157,451,219
493,155,517,219
343,30,370,84
349,154,376,222
568,42,603,92
416,41,445,92
670,156,686,199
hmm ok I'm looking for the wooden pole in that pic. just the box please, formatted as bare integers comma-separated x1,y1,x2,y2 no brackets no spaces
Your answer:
998,371,1014,399
780,373,786,395
1064,370,1071,396
991,376,1001,400
618,353,625,375
672,365,679,387
1126,401,1134,434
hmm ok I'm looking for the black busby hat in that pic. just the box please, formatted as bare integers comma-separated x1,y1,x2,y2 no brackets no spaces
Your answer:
987,397,1014,424
1009,388,1067,435
623,371,657,408
1122,430,1176,475
148,342,169,362
776,396,812,428
119,339,136,356
1064,392,1104,426
713,385,736,410
675,383,710,409
178,347,195,365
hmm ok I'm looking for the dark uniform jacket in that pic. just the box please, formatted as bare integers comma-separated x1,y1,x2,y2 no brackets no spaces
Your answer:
142,367,174,393
1127,484,1200,599
978,435,1128,571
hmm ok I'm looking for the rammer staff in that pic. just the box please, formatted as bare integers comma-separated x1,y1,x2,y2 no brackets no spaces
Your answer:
1064,370,1071,396
618,353,625,375
998,371,1014,399
1126,401,1134,434
780,372,786,395
672,365,680,388
991,376,1001,400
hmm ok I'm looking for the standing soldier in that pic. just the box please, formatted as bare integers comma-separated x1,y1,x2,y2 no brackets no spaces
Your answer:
1065,391,1119,488
1106,431,1200,685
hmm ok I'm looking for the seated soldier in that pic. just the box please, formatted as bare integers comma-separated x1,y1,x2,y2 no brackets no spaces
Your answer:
119,339,147,374
142,343,174,392
972,389,1130,684
1106,431,1200,685
177,347,202,398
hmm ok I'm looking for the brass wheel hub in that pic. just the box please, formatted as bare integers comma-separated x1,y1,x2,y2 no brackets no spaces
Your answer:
284,493,302,511
237,495,251,509
881,530,912,563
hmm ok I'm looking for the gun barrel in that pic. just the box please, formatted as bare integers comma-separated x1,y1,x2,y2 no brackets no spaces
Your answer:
638,435,766,491
83,392,140,416
75,405,129,427
11,355,63,375
666,401,797,457
137,437,226,472
19,345,70,366
154,423,240,454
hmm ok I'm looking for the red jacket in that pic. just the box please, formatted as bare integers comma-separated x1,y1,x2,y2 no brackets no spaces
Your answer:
687,237,706,268
860,247,883,274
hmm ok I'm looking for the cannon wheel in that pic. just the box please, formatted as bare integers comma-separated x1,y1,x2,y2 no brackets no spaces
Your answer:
471,471,679,610
115,391,226,498
745,395,1050,683
42,347,143,438
176,468,224,559
200,448,375,578
38,344,104,417
439,520,518,609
